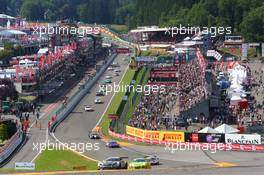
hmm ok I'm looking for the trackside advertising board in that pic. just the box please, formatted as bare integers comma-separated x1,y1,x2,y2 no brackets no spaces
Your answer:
15,162,35,170
225,134,261,145
185,133,225,143
125,126,184,142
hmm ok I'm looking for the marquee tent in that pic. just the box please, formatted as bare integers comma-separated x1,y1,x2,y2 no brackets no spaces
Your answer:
215,124,239,134
198,126,219,133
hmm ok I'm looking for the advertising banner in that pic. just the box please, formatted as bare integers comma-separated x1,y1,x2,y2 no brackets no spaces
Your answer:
114,48,130,54
126,126,184,142
160,132,184,142
150,71,178,78
144,130,160,140
126,125,136,137
15,162,35,170
185,133,225,143
152,67,177,71
136,57,156,62
225,134,261,145
134,128,144,138
262,43,264,57
241,43,248,59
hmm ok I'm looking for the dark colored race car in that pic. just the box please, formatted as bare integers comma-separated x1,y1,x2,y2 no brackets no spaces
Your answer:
97,157,128,170
106,141,120,148
89,132,101,139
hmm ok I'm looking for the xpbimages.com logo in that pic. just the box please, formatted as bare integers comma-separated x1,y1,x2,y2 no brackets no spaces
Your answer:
32,140,100,153
164,24,232,37
32,24,100,37
98,82,166,95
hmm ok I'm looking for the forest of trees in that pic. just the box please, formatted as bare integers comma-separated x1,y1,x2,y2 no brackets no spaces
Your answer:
0,0,263,41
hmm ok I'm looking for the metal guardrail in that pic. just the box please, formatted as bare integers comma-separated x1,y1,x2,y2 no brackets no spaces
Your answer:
0,131,25,165
50,53,117,132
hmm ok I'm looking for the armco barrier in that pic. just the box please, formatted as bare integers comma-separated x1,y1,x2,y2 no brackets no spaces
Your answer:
109,129,264,152
0,131,24,165
50,53,117,132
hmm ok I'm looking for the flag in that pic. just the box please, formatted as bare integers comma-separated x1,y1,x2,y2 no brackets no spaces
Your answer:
219,61,224,70
29,66,33,80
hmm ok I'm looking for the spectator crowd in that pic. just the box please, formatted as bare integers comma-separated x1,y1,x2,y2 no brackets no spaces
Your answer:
129,57,209,130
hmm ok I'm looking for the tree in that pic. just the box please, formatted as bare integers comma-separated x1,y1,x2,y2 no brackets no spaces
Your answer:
20,0,50,21
0,79,18,102
240,5,264,42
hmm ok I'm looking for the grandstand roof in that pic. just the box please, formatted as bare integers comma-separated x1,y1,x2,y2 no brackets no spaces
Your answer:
0,14,16,20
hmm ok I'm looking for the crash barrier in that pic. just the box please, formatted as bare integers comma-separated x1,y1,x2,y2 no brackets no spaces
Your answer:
0,131,24,165
111,126,264,152
49,53,117,132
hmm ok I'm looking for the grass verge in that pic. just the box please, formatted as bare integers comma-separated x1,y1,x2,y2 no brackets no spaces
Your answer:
34,149,97,171
100,67,135,136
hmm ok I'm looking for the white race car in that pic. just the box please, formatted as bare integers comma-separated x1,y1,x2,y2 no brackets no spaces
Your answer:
84,106,94,112
94,97,103,104
145,155,160,165
107,67,114,71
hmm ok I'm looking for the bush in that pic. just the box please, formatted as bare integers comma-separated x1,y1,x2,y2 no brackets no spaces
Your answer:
0,123,8,141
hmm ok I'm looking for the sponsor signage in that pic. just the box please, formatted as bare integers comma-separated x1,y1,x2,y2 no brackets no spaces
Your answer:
134,128,144,138
185,133,225,143
144,130,160,140
206,50,215,57
160,132,185,142
150,72,178,78
152,67,177,71
126,126,184,142
15,162,35,170
136,57,156,62
113,47,130,54
262,43,264,57
225,134,261,145
241,43,248,59
126,125,136,136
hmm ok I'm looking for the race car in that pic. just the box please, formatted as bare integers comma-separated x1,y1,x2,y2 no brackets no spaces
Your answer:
89,132,101,139
104,79,112,84
106,141,120,148
145,155,160,165
128,158,151,170
107,67,114,71
114,69,121,72
84,106,94,112
94,97,103,104
97,157,128,170
105,75,112,79
96,90,105,96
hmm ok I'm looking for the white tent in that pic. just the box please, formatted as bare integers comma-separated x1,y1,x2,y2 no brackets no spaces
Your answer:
198,126,219,133
215,124,239,134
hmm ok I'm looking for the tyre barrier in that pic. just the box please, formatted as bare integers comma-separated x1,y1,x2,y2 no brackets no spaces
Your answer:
108,129,264,152
49,53,118,133
0,131,24,165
